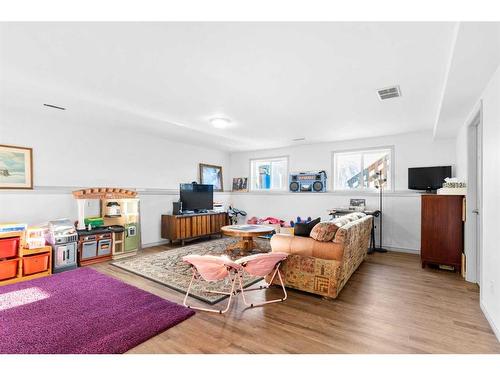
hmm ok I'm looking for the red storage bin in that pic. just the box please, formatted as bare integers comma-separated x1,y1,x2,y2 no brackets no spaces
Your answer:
0,258,19,280
0,237,19,259
23,253,50,276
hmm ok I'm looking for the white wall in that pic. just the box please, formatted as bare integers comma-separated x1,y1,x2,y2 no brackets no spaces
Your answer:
0,107,231,246
455,124,469,181
228,130,457,252
229,191,421,251
0,107,231,189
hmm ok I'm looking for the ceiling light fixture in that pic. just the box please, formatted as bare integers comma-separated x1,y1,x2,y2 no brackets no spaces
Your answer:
210,117,231,129
43,103,66,110
292,137,306,142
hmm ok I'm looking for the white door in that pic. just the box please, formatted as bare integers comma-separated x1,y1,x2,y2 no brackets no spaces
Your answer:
475,114,482,285
466,109,482,284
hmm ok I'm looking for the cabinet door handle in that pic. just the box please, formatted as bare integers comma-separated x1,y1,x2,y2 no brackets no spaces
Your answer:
472,209,479,214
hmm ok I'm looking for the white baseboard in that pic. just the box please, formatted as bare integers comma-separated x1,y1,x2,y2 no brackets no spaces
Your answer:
142,240,169,248
480,301,500,343
384,246,420,255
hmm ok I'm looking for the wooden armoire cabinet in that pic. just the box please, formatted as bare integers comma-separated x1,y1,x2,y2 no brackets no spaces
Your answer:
420,194,465,271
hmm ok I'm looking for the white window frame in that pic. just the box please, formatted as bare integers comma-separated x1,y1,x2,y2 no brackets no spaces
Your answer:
331,146,395,192
249,156,289,192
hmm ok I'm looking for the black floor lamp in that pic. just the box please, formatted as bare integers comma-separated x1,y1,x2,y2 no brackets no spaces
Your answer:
374,171,388,253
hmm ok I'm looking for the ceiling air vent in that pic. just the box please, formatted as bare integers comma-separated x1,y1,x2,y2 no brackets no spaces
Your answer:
377,85,401,100
43,103,66,110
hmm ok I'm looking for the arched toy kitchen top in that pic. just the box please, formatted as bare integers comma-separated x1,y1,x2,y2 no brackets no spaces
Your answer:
72,188,137,200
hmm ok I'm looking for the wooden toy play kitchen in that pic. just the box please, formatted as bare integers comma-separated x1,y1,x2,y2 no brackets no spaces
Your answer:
0,187,141,286
46,219,79,273
73,188,141,264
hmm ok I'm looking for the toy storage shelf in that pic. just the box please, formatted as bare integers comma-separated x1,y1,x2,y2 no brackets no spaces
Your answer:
0,232,52,286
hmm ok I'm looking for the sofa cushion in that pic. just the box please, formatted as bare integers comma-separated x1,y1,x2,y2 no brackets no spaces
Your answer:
310,221,339,242
270,234,344,261
293,217,320,237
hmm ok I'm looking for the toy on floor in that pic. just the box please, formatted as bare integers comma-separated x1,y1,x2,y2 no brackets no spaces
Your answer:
227,206,247,225
247,216,285,226
290,216,312,227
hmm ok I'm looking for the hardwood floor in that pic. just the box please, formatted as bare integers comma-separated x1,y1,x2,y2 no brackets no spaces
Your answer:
91,244,500,354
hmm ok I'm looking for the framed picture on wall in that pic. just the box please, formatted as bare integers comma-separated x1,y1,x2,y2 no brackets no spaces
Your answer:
199,163,223,192
232,177,248,192
0,144,33,189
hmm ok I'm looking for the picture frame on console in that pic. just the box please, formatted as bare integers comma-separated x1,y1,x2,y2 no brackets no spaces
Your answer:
199,163,223,192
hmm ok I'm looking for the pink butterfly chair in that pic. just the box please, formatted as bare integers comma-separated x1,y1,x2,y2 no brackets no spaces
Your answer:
182,254,243,314
236,252,288,307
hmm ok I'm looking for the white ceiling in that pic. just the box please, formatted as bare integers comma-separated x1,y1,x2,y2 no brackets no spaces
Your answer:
0,22,493,151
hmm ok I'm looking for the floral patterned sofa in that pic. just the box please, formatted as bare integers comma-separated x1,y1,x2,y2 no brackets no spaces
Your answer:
269,213,373,299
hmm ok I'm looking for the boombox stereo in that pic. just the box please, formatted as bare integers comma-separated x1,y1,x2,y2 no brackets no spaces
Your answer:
289,170,327,192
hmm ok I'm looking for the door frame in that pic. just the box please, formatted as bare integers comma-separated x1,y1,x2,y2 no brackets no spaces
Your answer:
465,101,483,284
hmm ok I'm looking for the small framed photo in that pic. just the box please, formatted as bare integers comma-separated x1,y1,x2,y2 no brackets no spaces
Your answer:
232,177,248,192
350,199,366,207
199,163,223,192
0,144,33,189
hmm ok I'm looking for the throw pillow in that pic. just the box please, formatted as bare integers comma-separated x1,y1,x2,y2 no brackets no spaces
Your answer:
310,221,339,242
294,217,321,237
332,217,350,227
345,212,366,220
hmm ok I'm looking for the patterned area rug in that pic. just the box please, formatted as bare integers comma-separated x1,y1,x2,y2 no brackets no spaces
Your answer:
112,237,271,304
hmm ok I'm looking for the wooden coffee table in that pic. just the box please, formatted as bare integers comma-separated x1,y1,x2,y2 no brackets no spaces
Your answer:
221,225,275,255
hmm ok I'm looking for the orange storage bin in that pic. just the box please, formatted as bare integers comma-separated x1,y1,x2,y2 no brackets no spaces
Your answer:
23,253,50,276
0,258,19,280
0,237,19,259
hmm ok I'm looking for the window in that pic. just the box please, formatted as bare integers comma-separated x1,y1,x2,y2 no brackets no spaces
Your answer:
250,156,288,191
333,147,393,191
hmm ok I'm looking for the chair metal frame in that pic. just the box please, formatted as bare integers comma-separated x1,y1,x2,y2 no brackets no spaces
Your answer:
183,266,239,314
237,260,288,307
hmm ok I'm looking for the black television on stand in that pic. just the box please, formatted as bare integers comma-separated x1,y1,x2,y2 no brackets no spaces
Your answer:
408,166,452,192
179,183,213,213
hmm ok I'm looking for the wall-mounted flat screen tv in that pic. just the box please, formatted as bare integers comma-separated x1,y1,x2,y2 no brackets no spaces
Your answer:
408,166,452,191
180,183,213,211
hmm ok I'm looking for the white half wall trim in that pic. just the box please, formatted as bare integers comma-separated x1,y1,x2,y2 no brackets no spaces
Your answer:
0,187,232,247
1,187,422,252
